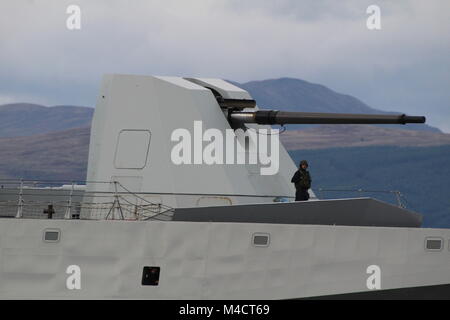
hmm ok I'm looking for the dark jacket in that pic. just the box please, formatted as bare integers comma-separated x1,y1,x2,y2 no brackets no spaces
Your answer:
291,168,311,190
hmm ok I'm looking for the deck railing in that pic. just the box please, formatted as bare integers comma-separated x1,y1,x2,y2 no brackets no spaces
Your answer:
0,179,174,221
0,179,407,221
314,187,406,208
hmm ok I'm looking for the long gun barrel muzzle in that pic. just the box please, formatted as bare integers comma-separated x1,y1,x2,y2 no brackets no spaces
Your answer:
229,110,426,125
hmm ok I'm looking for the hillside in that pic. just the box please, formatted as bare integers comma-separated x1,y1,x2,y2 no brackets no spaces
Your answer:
280,125,450,150
237,78,439,133
238,77,381,113
0,126,90,181
0,103,93,137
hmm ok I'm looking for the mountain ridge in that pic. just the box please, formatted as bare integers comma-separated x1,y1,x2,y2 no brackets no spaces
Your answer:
0,103,93,137
236,78,439,133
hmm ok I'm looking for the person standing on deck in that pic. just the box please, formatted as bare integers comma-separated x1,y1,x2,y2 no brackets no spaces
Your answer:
291,160,312,201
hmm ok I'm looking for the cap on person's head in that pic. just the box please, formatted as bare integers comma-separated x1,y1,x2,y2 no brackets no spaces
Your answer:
300,160,308,167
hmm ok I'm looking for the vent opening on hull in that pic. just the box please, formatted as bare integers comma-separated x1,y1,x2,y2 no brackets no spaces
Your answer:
43,229,60,242
252,233,270,247
425,237,443,251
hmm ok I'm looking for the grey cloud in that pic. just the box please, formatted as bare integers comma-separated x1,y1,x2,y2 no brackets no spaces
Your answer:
0,0,449,131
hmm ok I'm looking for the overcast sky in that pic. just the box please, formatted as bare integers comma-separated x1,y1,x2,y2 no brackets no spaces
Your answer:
1,0,449,132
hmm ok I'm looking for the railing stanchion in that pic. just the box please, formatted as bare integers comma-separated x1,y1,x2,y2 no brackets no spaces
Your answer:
106,181,124,220
15,179,24,218
65,181,75,219
395,191,404,208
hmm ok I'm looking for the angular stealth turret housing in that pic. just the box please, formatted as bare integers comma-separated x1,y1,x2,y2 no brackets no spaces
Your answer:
85,75,299,218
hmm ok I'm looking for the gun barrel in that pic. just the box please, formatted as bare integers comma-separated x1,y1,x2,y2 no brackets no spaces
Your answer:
229,110,426,125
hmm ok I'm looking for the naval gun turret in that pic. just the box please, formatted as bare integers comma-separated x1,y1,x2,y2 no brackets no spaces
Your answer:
84,75,427,224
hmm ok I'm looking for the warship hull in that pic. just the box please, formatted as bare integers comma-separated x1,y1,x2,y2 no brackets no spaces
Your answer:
0,218,449,299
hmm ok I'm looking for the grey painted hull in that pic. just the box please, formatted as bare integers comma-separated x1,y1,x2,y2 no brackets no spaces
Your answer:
1,218,449,299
